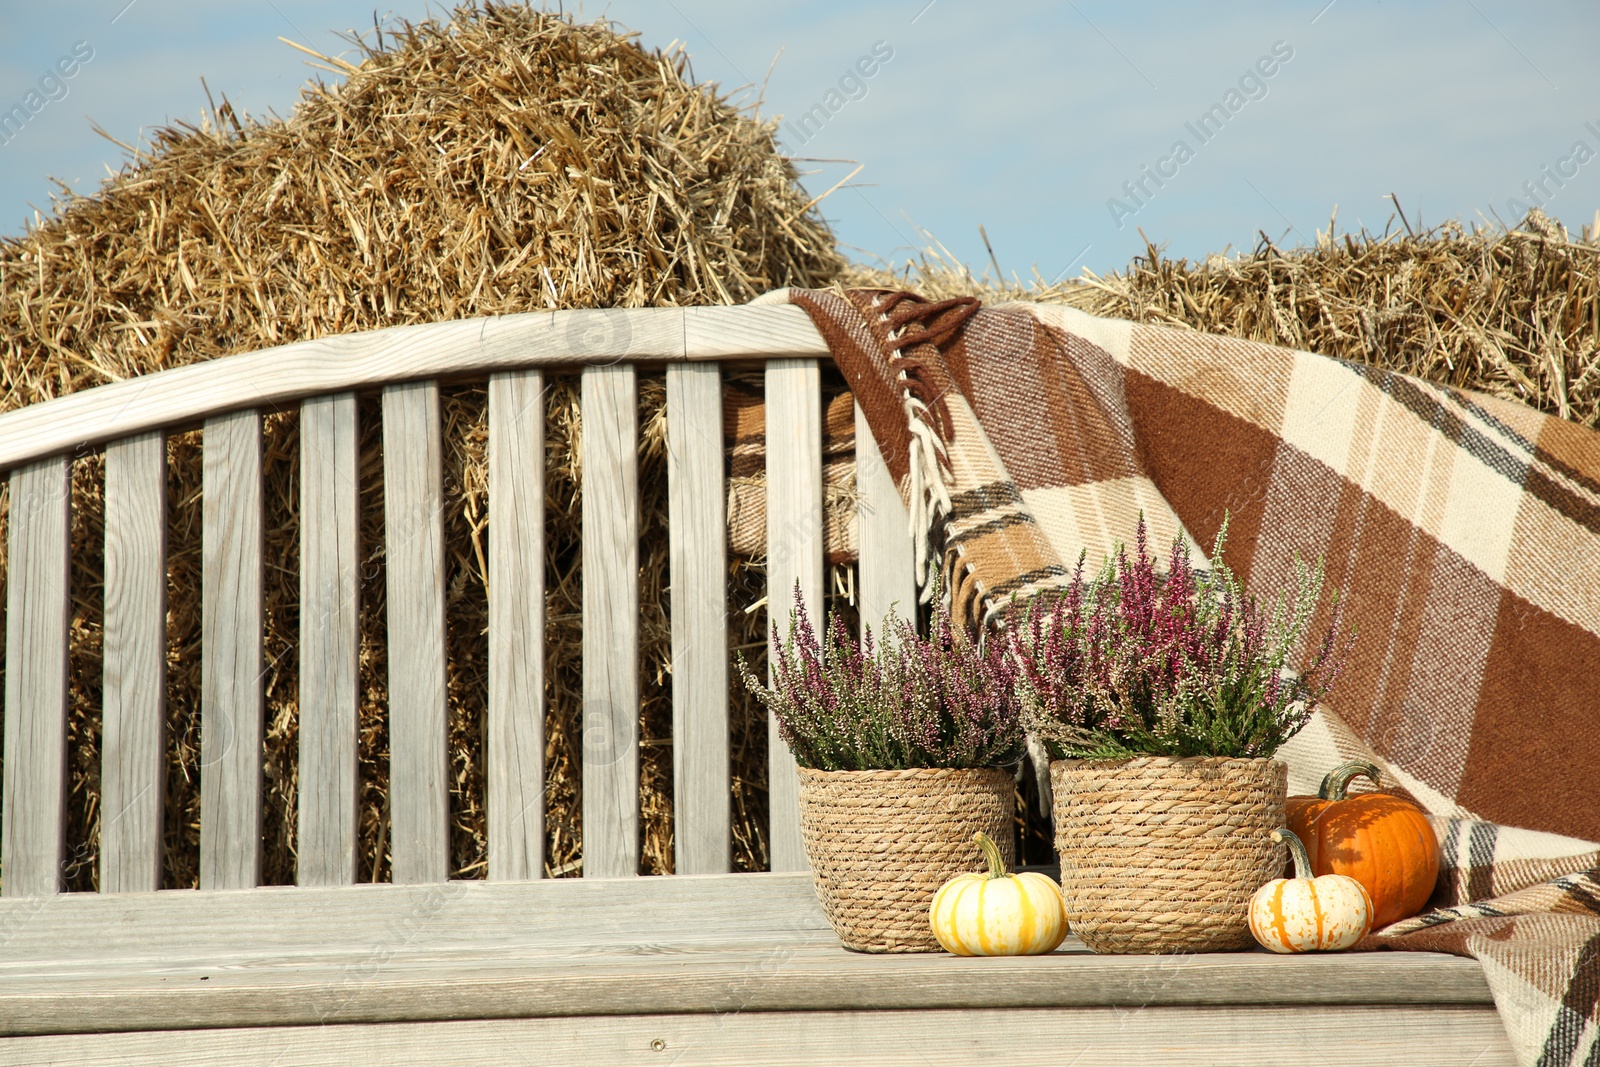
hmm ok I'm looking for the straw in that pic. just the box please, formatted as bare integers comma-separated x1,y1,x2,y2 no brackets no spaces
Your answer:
847,208,1600,428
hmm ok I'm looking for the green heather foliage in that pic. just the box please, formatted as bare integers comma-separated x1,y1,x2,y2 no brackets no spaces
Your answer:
740,587,1026,772
1013,519,1352,761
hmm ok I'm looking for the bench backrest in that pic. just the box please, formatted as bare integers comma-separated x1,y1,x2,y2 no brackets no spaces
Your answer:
0,305,917,895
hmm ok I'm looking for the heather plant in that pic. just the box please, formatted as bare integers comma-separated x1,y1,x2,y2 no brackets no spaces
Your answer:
1013,518,1351,761
739,587,1026,771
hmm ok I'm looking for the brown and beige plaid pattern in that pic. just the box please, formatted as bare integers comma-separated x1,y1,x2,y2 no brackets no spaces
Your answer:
725,377,858,564
758,286,1600,1067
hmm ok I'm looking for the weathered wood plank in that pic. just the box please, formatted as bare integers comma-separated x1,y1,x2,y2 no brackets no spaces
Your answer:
297,395,360,887
101,433,168,894
199,412,264,891
0,307,829,473
580,365,639,879
0,873,831,963
763,359,823,873
382,382,449,885
854,400,918,636
680,304,821,361
0,931,1497,1013
0,874,1494,1033
0,936,1497,1002
666,363,730,875
0,1004,1512,1066
487,371,545,882
1,457,71,897
0,935,1501,1044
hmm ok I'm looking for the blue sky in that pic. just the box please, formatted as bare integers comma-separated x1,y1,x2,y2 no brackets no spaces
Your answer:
2,1,1598,281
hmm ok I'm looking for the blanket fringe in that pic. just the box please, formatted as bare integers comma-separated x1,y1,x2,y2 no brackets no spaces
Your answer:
866,292,979,610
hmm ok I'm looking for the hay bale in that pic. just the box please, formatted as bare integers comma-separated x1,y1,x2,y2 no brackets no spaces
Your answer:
848,209,1600,427
0,2,841,887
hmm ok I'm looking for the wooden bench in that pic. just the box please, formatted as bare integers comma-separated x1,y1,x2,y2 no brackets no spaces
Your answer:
0,306,1513,1065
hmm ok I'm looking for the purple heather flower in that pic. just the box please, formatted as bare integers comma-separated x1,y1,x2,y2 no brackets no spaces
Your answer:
1012,517,1353,760
737,583,1026,771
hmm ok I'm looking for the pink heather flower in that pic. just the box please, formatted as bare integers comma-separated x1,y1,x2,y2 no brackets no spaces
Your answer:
1011,516,1354,760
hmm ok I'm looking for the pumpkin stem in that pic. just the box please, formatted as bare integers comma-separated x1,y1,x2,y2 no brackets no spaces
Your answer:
973,832,1009,880
1318,760,1383,801
1273,828,1314,880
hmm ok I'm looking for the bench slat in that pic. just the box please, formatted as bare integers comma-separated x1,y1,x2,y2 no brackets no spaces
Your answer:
382,382,450,884
763,359,823,873
0,1006,1517,1067
1,457,71,897
0,871,829,962
680,304,821,361
101,433,168,894
580,365,639,878
0,932,1500,996
297,395,360,887
487,370,546,881
0,874,1493,1009
199,412,265,890
666,363,730,875
854,402,918,634
0,306,830,474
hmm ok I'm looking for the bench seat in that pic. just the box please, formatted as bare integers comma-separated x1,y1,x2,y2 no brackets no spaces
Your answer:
0,874,1512,1065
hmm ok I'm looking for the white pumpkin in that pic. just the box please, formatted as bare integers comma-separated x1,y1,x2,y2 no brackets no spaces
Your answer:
1250,829,1373,953
930,832,1067,956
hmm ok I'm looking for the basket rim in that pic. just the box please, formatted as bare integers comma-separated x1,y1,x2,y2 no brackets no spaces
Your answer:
795,764,1017,781
1048,755,1286,771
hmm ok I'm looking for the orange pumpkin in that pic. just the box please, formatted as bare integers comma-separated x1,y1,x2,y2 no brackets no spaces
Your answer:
1285,760,1440,928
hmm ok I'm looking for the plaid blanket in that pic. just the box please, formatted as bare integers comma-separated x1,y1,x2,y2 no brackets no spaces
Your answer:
725,376,858,564
756,287,1600,1067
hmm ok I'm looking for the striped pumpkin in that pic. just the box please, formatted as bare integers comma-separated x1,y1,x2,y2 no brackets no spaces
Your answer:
929,832,1067,956
1250,829,1373,953
1286,760,1440,928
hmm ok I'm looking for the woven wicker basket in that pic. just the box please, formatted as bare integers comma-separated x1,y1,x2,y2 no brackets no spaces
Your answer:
797,766,1014,953
1050,756,1286,954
